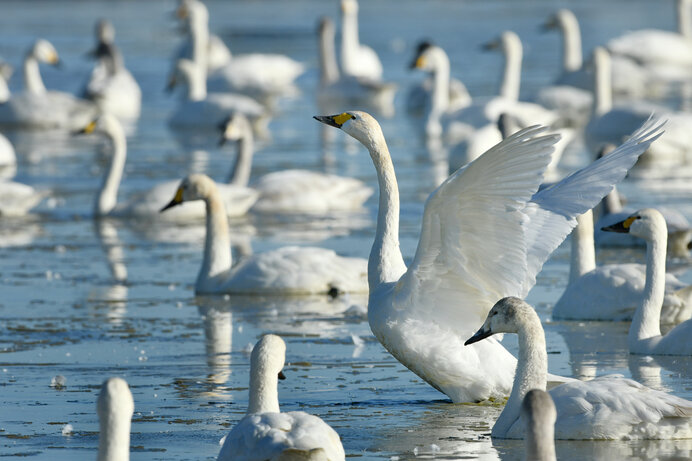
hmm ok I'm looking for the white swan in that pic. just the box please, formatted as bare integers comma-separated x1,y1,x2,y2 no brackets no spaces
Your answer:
522,390,556,461
78,114,257,219
317,17,396,113
0,40,97,130
221,113,373,214
217,335,345,461
97,377,134,461
0,60,12,103
175,0,231,73
161,174,368,295
314,110,662,402
552,208,692,324
585,46,692,168
603,209,692,355
168,58,268,133
0,130,17,172
339,0,382,81
84,20,142,120
466,296,692,439
0,179,45,216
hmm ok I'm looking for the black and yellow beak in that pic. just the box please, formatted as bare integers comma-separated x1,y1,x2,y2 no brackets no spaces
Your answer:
602,216,639,233
74,120,97,136
165,74,177,93
278,370,286,380
161,187,184,212
464,325,493,346
481,39,500,51
313,112,354,129
410,55,425,70
217,116,231,147
541,17,558,32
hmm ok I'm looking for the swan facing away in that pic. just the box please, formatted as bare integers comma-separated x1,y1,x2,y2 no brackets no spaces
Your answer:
97,377,134,461
339,0,382,81
466,297,692,439
217,335,345,461
175,0,232,73
161,174,368,295
221,113,373,214
603,209,692,355
315,110,662,402
522,390,557,461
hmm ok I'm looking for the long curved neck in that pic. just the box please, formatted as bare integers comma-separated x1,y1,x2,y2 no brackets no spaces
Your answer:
593,51,612,116
98,412,130,461
430,49,451,114
368,138,407,289
678,0,692,39
560,13,582,72
569,210,596,283
527,421,556,461
23,53,46,95
319,24,340,85
185,66,207,101
602,186,623,215
493,314,547,437
629,233,666,344
198,189,232,288
500,41,522,101
228,125,254,187
96,126,127,216
247,369,279,414
189,11,209,71
341,8,360,75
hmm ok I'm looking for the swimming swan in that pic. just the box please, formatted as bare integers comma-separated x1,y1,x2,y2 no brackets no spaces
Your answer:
0,180,45,216
175,0,232,73
0,39,97,130
221,113,373,214
339,0,382,81
466,296,692,439
522,390,556,461
97,377,134,461
217,335,345,461
78,114,257,219
161,174,368,295
603,209,692,355
552,208,692,324
314,110,662,402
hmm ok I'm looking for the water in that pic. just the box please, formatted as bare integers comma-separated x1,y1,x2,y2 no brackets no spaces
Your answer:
1,0,692,459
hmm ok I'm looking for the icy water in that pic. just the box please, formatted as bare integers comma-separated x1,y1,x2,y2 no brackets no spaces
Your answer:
2,0,692,459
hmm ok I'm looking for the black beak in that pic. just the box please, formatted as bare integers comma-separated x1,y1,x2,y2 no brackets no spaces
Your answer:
53,59,64,69
464,326,493,346
409,56,420,70
165,76,176,94
540,19,557,33
278,371,286,380
160,198,181,212
481,40,499,51
313,115,341,128
601,219,631,233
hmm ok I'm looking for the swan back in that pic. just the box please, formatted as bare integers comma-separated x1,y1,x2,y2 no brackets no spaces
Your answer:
522,389,557,461
97,377,134,461
248,334,286,414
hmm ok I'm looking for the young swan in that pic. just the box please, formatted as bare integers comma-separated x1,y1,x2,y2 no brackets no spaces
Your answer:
522,389,556,461
161,174,368,295
466,297,692,439
97,377,134,461
603,208,692,355
217,335,345,461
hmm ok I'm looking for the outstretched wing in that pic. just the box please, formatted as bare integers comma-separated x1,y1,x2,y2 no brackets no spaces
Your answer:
394,125,560,327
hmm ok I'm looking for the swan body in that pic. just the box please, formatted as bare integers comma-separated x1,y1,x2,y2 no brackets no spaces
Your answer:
522,390,557,461
84,20,141,120
221,113,372,214
0,179,44,216
97,377,134,461
0,132,16,168
218,335,345,461
314,110,662,402
0,40,97,130
466,297,692,440
603,209,692,355
339,0,382,81
553,209,692,324
161,174,368,295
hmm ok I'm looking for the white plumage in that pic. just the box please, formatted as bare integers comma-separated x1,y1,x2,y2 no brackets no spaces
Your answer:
339,0,382,81
0,180,45,216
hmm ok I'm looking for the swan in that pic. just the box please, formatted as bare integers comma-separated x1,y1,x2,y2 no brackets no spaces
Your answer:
339,0,382,81
603,208,692,355
97,377,134,461
0,60,12,103
522,390,556,461
0,131,16,172
221,112,373,214
585,46,692,168
168,58,268,134
161,174,368,295
84,19,142,120
0,179,45,216
466,296,692,439
217,335,345,461
552,208,692,324
78,114,257,219
314,110,662,402
175,0,231,73
317,17,396,113
0,40,97,130
407,41,471,119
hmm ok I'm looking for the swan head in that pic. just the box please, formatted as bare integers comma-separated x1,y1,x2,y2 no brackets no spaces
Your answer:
314,111,386,152
96,19,116,45
542,9,576,32
219,113,251,145
31,39,61,67
341,0,358,15
251,334,288,383
74,114,122,138
97,377,134,428
587,46,610,72
601,208,668,242
482,31,521,56
409,41,447,72
318,16,335,37
0,61,14,81
465,297,534,345
161,174,217,211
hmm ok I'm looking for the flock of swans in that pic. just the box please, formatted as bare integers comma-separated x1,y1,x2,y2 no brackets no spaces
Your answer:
4,0,692,460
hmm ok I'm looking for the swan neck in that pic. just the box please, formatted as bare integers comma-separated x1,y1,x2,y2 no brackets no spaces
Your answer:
569,210,596,283
98,410,131,461
602,186,623,215
594,51,612,116
340,7,360,75
186,66,207,101
189,9,210,70
560,13,583,72
247,366,280,414
430,50,451,113
319,23,340,84
0,76,9,103
678,0,692,39
198,188,232,289
500,40,522,101
23,54,46,95
526,422,556,461
228,127,253,187
96,125,127,216
629,235,666,343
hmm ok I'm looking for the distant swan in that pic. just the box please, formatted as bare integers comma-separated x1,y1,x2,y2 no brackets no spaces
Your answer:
175,0,232,73
315,110,661,402
217,335,345,461
466,296,692,439
339,0,382,81
161,174,368,295
97,377,134,461
0,179,45,216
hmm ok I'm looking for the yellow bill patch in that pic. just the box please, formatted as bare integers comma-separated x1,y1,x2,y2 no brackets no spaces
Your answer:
173,187,184,203
415,56,425,68
334,112,354,126
83,120,97,134
623,216,638,229
50,52,59,64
